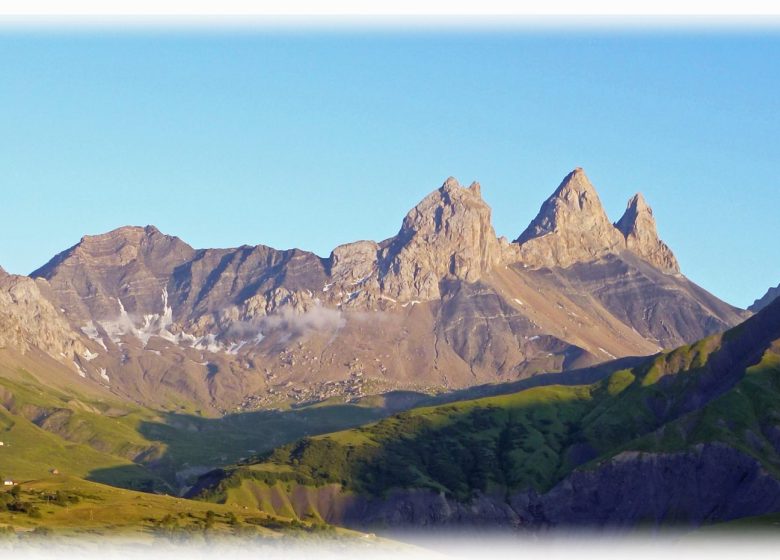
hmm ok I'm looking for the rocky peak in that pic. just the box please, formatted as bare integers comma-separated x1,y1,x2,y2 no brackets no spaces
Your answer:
0,265,6,278
615,193,680,273
515,168,624,268
379,177,502,300
31,225,196,323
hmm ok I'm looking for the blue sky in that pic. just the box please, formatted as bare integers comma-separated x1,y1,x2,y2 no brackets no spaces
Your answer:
0,26,778,308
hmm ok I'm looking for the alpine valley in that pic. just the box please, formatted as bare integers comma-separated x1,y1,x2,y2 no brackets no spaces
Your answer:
1,167,775,539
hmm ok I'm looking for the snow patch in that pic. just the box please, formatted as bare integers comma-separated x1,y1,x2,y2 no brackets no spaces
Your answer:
80,323,108,351
598,347,617,359
83,349,99,362
99,368,110,384
72,361,86,378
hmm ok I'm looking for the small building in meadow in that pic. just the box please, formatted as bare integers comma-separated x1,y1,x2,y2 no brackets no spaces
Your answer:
3,479,15,486
50,469,60,475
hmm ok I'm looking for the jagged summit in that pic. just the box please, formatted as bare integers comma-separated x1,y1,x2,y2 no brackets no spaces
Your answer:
379,176,502,300
615,193,680,273
515,167,624,268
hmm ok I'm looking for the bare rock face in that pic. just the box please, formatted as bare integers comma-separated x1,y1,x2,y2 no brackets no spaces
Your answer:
515,168,625,268
614,193,680,273
31,225,196,323
750,284,780,313
379,178,502,301
0,274,87,362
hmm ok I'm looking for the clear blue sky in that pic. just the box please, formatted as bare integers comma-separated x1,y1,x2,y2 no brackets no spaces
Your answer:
0,26,778,308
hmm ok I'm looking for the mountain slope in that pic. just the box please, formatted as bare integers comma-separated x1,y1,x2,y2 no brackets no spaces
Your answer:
187,298,780,530
24,169,747,413
751,283,780,313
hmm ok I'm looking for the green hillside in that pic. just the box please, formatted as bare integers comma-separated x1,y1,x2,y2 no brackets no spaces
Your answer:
190,300,780,525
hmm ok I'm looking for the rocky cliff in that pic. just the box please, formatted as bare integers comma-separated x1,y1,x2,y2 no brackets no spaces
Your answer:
516,168,626,268
614,192,680,273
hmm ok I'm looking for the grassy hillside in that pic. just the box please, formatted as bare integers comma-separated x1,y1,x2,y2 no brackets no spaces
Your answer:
190,301,780,520
0,474,358,540
0,356,391,492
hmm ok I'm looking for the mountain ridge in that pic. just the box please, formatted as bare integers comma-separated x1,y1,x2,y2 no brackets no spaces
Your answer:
11,168,749,413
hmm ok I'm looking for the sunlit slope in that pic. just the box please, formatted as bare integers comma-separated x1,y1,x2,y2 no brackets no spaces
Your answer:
0,347,390,492
190,299,780,528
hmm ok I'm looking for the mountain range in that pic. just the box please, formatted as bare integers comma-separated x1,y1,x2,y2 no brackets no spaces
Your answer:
1,166,778,538
1,168,747,416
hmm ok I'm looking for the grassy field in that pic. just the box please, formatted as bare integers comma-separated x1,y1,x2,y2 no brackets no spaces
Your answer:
0,474,363,541
0,368,390,492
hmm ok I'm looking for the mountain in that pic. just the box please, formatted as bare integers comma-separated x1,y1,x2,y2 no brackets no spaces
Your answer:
23,168,746,413
187,297,780,531
751,284,780,313
516,168,626,268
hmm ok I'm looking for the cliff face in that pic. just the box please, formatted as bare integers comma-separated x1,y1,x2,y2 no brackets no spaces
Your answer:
516,168,681,274
277,444,780,531
0,274,88,368
615,193,680,273
516,168,626,268
379,178,503,301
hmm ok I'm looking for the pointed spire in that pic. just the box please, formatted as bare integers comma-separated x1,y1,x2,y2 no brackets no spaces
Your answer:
514,168,624,268
615,193,680,273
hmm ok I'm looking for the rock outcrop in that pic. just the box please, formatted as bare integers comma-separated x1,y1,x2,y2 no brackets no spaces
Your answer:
516,168,681,275
296,444,780,531
0,274,88,363
379,178,502,301
515,168,625,269
615,193,679,273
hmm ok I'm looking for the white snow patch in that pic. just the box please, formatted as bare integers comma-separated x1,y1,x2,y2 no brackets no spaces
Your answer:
345,290,361,302
226,341,248,355
351,272,374,286
401,300,421,308
99,368,110,384
513,298,524,306
81,323,108,351
83,349,99,362
598,347,617,359
528,335,540,341
73,361,86,378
